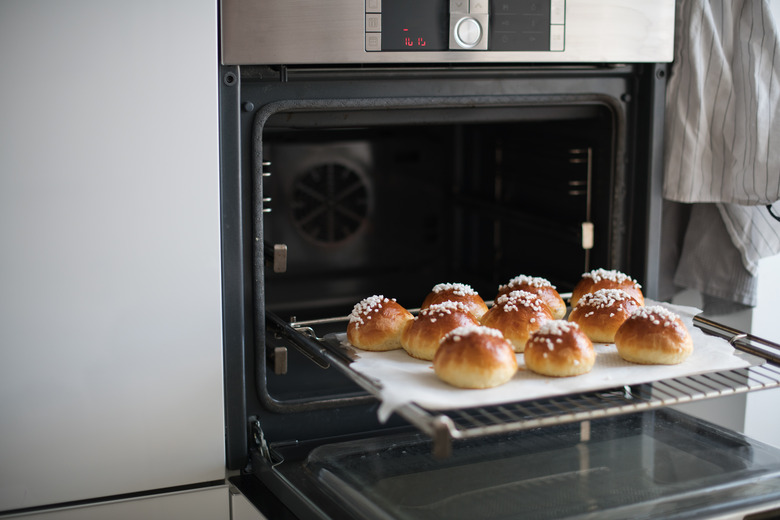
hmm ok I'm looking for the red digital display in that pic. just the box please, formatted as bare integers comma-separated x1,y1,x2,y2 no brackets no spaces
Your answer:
381,0,447,51
402,29,429,48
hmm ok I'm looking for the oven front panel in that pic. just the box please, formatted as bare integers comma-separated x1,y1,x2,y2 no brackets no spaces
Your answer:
221,0,675,65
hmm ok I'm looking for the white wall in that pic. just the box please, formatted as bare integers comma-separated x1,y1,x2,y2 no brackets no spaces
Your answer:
0,0,224,511
740,0,780,450
744,254,780,448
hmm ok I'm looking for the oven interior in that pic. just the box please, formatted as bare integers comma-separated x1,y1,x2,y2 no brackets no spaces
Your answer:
262,110,614,320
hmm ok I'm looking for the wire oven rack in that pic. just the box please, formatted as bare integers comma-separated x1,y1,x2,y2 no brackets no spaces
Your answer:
272,310,780,458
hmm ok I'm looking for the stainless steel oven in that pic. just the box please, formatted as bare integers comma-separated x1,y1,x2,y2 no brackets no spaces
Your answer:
218,1,780,518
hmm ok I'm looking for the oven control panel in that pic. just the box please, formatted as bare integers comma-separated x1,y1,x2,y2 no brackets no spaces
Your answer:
366,0,564,53
221,0,675,65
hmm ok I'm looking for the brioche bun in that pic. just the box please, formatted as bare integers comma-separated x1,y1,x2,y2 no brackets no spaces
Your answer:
401,301,480,360
615,306,693,365
525,320,596,377
421,282,489,320
347,295,414,351
571,268,644,309
433,326,518,389
480,290,553,352
497,275,566,319
568,289,641,343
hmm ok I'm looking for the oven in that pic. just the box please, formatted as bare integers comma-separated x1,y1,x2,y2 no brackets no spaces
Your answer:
218,1,780,518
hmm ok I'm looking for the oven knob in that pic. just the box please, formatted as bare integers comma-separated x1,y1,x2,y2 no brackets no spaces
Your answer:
454,17,482,48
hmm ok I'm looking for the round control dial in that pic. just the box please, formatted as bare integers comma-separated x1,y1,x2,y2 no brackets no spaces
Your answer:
454,17,482,48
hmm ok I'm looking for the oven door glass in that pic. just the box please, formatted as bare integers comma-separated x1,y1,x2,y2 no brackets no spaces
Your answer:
302,409,780,520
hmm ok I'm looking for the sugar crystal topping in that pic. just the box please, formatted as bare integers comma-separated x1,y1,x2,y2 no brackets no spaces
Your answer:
582,268,641,287
531,320,582,350
629,305,680,327
349,295,394,326
497,290,544,313
421,300,472,317
444,325,505,342
500,275,555,292
431,282,478,296
578,289,634,309
536,319,580,336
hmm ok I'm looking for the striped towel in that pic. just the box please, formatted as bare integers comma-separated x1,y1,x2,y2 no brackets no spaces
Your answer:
663,0,780,306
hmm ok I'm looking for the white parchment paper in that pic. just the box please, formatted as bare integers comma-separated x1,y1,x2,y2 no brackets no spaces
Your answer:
338,301,752,422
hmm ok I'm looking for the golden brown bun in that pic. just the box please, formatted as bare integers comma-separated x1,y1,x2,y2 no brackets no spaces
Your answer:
497,275,566,320
615,306,693,365
401,301,480,360
525,320,596,377
570,268,644,308
480,290,553,352
568,289,641,343
421,283,489,320
347,295,414,351
433,326,518,389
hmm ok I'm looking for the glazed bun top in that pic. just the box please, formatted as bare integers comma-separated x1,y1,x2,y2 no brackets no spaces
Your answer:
524,320,596,377
433,325,518,389
497,275,566,320
529,319,590,347
421,282,489,319
614,305,694,365
347,295,414,351
480,290,553,352
618,306,688,337
568,288,641,343
400,300,480,360
571,268,644,308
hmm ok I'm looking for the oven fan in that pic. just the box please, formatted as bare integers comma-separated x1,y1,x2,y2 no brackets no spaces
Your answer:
290,162,371,245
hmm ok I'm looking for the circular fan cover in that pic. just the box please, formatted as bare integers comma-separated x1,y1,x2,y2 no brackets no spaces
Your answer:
291,162,370,245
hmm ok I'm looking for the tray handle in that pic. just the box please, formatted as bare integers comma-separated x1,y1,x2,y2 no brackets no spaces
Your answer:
693,315,780,366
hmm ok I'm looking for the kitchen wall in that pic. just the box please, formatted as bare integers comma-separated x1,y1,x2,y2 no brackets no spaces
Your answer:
745,254,780,447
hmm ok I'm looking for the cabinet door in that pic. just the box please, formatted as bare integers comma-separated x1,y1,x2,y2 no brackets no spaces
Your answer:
2,487,230,520
0,0,224,511
231,491,269,520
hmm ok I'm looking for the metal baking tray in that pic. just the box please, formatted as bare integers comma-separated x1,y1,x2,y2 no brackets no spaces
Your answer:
267,305,780,458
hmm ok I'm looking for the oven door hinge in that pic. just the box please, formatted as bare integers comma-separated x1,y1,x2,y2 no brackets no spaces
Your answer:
250,418,272,462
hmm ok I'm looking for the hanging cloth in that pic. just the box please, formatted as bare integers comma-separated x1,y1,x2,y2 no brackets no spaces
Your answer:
664,0,780,205
662,0,780,308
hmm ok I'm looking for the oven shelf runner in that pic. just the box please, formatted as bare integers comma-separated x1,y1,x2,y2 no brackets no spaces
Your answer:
287,301,780,458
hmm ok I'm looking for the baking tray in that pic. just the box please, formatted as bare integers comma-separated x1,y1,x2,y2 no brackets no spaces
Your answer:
268,300,780,458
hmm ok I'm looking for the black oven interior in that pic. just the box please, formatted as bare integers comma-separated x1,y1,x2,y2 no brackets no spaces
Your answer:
263,108,615,320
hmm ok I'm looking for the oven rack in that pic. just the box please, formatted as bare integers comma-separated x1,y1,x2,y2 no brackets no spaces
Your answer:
276,312,780,458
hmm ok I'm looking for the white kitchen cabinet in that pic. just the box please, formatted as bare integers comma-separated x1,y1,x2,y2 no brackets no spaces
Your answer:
1,487,230,520
231,491,269,520
0,0,225,514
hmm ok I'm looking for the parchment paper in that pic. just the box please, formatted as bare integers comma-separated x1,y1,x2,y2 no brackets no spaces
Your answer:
337,301,752,422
